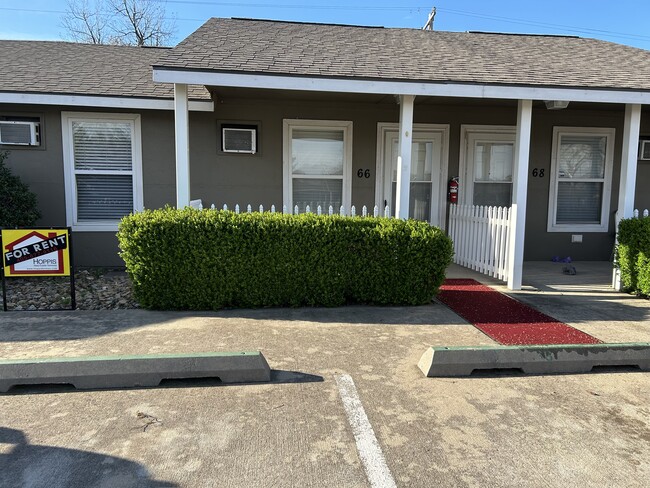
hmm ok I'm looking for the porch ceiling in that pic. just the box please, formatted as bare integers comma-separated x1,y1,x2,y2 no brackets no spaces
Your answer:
208,86,625,112
209,86,517,106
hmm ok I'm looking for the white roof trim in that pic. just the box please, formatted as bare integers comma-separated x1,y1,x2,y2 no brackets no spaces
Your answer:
153,67,650,105
0,91,214,112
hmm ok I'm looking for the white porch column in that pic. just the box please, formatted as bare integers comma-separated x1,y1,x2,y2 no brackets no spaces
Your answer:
174,83,190,208
396,95,415,219
613,103,642,289
507,99,533,290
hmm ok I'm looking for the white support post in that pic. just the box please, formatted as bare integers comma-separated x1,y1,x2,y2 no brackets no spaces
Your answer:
613,103,642,290
507,99,533,290
396,95,415,219
174,83,190,208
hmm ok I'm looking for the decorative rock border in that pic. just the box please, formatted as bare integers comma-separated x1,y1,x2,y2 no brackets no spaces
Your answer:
2,269,138,311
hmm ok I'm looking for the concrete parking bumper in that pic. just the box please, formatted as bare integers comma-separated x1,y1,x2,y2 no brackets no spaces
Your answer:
0,351,271,392
418,343,650,377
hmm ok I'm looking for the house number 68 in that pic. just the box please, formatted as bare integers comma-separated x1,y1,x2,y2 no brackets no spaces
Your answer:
357,169,371,178
532,168,545,177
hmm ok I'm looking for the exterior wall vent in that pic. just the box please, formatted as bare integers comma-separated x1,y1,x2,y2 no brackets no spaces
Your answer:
222,127,256,154
0,121,40,146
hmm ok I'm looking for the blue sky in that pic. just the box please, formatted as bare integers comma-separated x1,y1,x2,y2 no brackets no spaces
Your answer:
1,0,650,50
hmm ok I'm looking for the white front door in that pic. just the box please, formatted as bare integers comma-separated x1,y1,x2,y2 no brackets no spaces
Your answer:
379,126,447,227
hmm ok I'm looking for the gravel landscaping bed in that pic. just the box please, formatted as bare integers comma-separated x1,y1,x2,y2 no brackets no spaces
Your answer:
2,268,139,311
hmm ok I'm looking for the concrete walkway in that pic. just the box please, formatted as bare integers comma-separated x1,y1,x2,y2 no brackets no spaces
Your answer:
1,274,649,487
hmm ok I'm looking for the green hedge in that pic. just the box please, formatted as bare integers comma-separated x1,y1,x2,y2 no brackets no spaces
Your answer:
616,216,650,295
118,207,453,310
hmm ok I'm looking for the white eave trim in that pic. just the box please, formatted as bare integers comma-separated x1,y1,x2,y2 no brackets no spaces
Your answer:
0,91,214,112
153,68,650,105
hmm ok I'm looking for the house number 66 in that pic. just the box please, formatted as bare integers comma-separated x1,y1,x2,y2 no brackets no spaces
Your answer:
357,169,371,178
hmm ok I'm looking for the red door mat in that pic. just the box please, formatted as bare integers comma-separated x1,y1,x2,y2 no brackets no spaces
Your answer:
438,279,601,346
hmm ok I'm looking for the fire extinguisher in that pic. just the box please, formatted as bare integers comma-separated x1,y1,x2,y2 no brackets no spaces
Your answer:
448,177,459,204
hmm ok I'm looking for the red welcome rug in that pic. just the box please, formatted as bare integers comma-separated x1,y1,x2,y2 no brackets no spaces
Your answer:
438,279,601,345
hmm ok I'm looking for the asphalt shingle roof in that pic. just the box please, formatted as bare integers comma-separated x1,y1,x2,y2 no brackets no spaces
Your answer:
0,40,210,100
155,18,650,92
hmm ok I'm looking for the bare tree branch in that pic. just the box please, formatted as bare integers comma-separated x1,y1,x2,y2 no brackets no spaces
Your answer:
61,0,176,47
108,0,176,47
61,0,110,44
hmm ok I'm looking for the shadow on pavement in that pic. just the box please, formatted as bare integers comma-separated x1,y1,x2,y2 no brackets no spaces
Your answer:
512,291,650,324
0,304,466,342
0,427,177,488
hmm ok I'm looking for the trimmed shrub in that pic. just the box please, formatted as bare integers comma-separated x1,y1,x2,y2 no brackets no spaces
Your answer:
616,216,650,294
118,207,454,310
0,151,41,227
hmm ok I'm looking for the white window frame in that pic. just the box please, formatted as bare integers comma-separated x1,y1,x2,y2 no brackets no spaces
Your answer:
61,112,143,231
458,125,516,206
282,119,353,211
374,122,450,228
547,127,615,233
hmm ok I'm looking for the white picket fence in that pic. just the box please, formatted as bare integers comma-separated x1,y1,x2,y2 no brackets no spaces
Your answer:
448,204,512,282
189,199,393,218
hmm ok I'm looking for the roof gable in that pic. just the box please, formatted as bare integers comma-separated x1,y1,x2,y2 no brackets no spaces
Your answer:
155,18,650,92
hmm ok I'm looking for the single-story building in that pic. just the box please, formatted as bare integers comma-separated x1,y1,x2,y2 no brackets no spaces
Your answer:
3,18,650,289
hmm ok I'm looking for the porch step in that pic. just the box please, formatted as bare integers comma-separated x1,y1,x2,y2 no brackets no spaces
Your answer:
0,351,271,392
418,343,650,377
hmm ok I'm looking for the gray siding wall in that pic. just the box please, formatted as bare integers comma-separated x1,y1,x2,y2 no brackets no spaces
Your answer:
1,105,175,266
191,97,628,261
2,99,646,266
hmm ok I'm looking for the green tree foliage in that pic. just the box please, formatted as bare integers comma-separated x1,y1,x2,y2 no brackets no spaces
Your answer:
118,207,454,310
0,151,41,228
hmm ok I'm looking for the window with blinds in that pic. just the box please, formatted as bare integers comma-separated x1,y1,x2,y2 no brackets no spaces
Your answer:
548,128,614,232
63,113,142,230
284,120,352,212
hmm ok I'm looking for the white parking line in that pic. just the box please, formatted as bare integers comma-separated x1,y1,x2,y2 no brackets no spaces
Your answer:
335,374,397,488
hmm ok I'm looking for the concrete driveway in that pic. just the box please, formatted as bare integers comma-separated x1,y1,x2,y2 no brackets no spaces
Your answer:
1,303,649,487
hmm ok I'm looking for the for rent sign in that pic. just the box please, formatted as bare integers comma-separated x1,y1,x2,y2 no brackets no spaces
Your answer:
2,229,71,277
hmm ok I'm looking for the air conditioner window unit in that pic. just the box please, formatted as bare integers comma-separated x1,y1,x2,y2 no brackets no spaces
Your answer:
222,127,256,154
0,121,40,146
640,140,650,160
